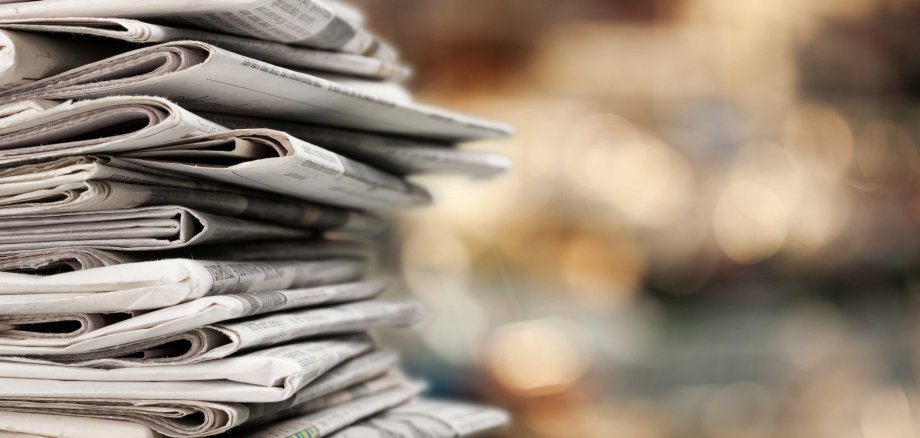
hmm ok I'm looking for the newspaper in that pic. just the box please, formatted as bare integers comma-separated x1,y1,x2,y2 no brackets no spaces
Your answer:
0,29,128,91
331,399,510,438
0,336,374,403
0,156,383,231
0,206,312,252
0,18,410,79
0,41,512,141
0,350,400,437
0,96,225,166
0,239,373,273
5,299,423,366
247,370,409,428
246,382,425,438
0,412,159,438
0,0,395,57
0,258,366,314
0,281,385,351
120,130,432,210
204,114,514,178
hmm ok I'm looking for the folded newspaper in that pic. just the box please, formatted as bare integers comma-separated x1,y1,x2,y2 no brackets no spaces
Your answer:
0,258,367,313
1,298,423,365
0,41,511,140
0,17,411,80
0,0,398,56
0,239,373,273
0,0,510,436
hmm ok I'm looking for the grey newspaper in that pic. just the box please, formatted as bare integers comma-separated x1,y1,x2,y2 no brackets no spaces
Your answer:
0,336,376,402
0,156,383,230
246,382,425,438
0,258,367,313
0,240,373,273
0,96,225,166
332,399,510,438
206,113,514,178
0,206,311,252
1,299,423,365
0,41,512,140
0,351,402,437
0,18,410,79
0,0,511,436
0,0,395,57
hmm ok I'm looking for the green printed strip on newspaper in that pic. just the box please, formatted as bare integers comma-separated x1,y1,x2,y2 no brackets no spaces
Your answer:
287,426,321,438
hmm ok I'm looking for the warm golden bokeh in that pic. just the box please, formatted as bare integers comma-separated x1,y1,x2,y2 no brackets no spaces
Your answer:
356,0,920,436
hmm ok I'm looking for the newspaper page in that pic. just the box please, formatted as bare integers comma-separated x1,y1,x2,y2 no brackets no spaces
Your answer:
0,239,372,273
0,42,512,141
0,351,400,438
0,336,374,402
6,299,423,366
0,0,392,56
0,281,386,353
0,258,366,314
0,206,311,252
122,130,433,210
0,18,410,79
0,96,226,166
0,412,159,438
246,382,424,438
0,160,384,231
0,29,128,90
333,399,511,438
206,114,514,178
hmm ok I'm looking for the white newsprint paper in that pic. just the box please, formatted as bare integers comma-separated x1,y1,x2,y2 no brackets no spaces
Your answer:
0,0,394,57
0,41,512,140
246,382,424,438
119,129,432,210
0,156,383,231
0,350,400,437
3,299,424,366
0,257,366,314
0,336,375,403
205,114,514,178
0,239,373,273
0,281,386,353
0,412,159,438
0,18,410,79
332,399,511,438
0,96,226,166
0,29,127,91
0,206,310,252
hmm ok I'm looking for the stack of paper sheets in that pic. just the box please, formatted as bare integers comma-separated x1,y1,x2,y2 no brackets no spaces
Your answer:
0,1,511,437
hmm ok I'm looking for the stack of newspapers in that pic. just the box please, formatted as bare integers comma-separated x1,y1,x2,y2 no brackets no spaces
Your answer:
0,1,512,437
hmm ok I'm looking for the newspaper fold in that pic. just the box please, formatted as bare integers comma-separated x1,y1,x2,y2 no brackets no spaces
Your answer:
0,156,383,231
0,206,310,252
0,258,366,314
331,399,511,438
0,336,374,403
206,114,513,178
0,239,372,273
0,29,128,91
0,0,399,58
0,412,159,438
0,281,386,353
0,96,224,166
0,17,410,79
0,350,400,437
243,382,424,438
120,129,432,210
0,41,512,140
9,299,423,366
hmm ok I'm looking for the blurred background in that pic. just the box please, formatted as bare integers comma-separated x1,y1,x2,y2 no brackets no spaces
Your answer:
354,0,920,436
